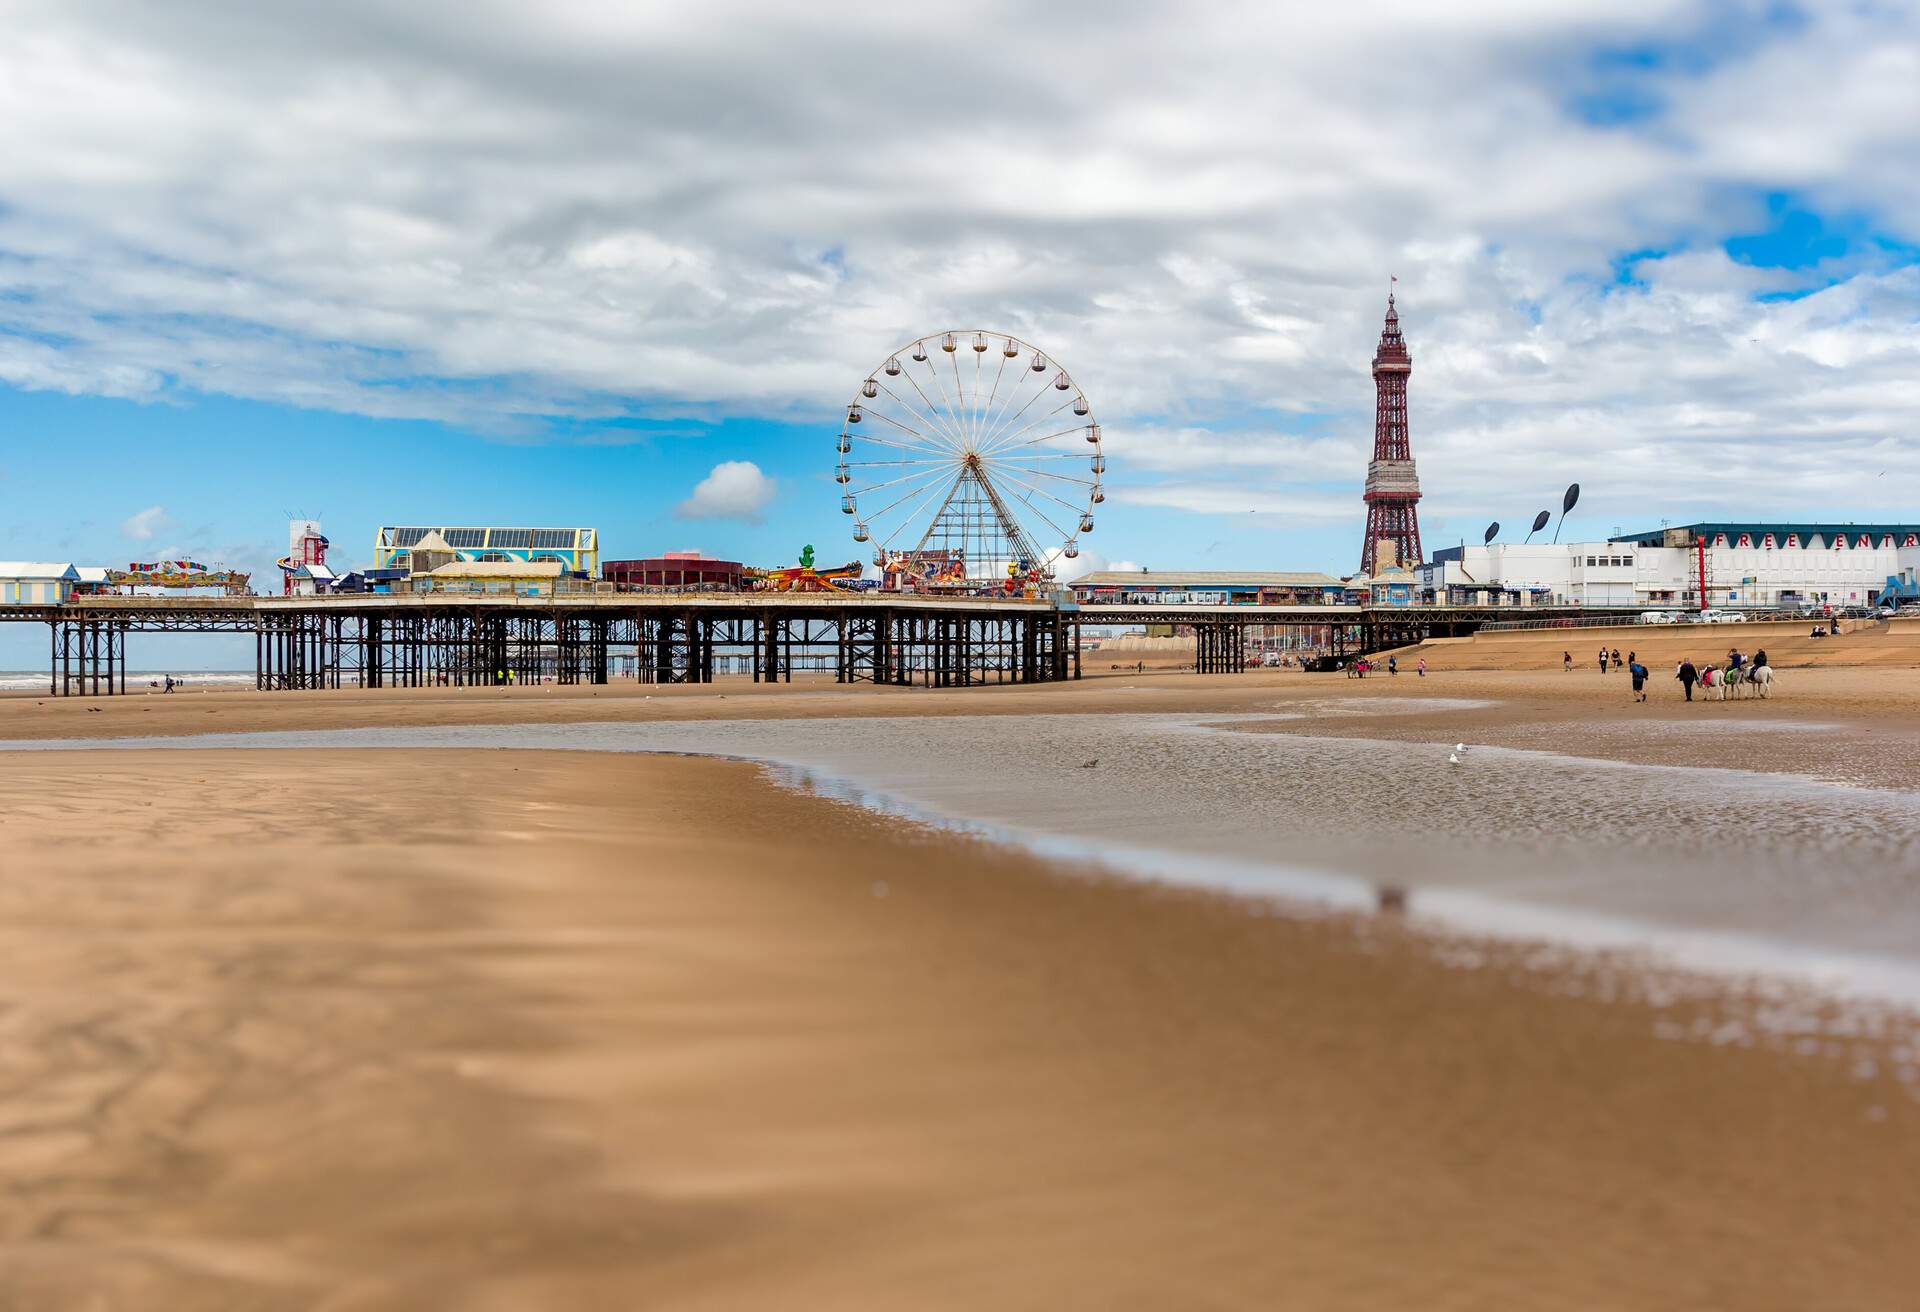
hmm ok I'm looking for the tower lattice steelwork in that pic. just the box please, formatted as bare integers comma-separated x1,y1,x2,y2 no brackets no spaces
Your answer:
1359,293,1423,575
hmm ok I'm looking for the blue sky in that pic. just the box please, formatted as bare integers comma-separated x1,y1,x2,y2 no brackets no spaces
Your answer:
3,1,1919,668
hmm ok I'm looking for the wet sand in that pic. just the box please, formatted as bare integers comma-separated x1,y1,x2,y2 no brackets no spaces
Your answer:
2,747,1917,1308
4,660,1920,745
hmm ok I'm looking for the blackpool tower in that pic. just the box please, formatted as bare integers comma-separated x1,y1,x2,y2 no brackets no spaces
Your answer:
1358,292,1423,575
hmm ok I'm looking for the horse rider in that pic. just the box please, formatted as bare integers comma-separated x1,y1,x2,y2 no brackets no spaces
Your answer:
1751,646,1769,671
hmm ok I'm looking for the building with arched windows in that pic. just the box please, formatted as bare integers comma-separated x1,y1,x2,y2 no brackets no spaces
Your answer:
373,526,599,576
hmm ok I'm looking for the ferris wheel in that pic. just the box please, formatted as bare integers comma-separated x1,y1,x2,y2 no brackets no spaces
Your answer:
837,330,1103,586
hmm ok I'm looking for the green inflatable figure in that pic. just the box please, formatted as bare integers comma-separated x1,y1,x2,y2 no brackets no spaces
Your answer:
799,544,816,570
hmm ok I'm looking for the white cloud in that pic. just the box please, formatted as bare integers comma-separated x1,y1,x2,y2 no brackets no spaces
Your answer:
121,504,173,541
0,2,1917,535
678,460,776,522
1046,549,1145,582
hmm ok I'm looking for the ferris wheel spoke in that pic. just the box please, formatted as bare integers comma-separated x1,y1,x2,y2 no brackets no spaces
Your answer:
948,347,973,444
875,473,962,554
991,465,1090,522
983,422,1086,456
898,364,969,450
861,403,957,452
978,398,1080,455
917,352,970,450
869,380,964,453
979,348,1012,444
974,379,1051,453
1001,464,1095,489
994,479,1078,546
849,427,956,459
976,364,1044,448
859,466,958,526
867,476,941,531
887,472,967,553
848,465,956,500
971,346,991,445
841,457,954,469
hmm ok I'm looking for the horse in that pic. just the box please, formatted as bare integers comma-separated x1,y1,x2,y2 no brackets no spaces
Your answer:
1698,667,1722,701
1750,665,1774,698
1722,665,1750,699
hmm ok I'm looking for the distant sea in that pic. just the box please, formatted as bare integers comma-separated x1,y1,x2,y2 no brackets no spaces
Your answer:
0,671,256,693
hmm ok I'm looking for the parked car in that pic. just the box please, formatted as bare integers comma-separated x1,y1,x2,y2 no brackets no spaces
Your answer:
1695,609,1748,624
1637,610,1678,625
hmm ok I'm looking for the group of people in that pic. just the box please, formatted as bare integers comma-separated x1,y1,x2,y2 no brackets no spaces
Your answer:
1673,647,1768,702
1560,643,1769,702
1343,654,1428,679
1564,646,1634,674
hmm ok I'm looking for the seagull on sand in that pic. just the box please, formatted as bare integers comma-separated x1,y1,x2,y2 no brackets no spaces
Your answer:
1080,758,1100,769
1448,752,1460,765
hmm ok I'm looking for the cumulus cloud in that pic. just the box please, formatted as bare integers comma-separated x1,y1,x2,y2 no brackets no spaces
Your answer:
678,460,776,522
1046,549,1146,582
120,504,173,541
1,1,1918,533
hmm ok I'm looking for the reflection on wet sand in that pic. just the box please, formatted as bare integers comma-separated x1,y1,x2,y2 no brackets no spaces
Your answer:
25,702,1915,999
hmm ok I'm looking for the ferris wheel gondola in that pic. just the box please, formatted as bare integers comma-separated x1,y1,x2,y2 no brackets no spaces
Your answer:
835,330,1104,588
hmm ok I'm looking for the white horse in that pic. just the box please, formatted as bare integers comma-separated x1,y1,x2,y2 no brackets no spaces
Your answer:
1750,665,1774,698
1699,667,1724,701
1723,665,1751,699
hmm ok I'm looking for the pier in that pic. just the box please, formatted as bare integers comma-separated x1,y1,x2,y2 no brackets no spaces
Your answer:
3,594,1573,696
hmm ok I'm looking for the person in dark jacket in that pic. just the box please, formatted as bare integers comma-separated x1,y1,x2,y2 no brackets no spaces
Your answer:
1629,659,1649,702
1677,659,1698,702
1752,647,1769,670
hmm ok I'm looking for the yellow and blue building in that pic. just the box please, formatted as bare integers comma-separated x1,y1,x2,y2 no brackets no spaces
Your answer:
373,526,599,576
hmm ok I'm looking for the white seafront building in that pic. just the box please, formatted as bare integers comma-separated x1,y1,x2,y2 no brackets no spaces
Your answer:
1420,524,1920,609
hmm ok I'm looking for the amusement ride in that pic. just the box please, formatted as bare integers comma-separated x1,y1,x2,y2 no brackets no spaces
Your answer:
837,331,1103,592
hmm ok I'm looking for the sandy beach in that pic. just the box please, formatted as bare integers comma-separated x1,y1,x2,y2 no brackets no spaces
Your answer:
2,660,1919,1307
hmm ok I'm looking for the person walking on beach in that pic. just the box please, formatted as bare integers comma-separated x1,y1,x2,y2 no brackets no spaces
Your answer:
163,674,174,694
1564,650,1573,672
1677,658,1698,701
1417,656,1426,677
1597,646,1609,674
1387,654,1398,676
1611,647,1622,669
1629,657,1648,702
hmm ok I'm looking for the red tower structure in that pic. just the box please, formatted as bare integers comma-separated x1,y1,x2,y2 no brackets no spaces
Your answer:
1358,292,1423,575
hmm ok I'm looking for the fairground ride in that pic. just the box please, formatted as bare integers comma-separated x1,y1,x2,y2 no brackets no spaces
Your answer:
836,331,1104,589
